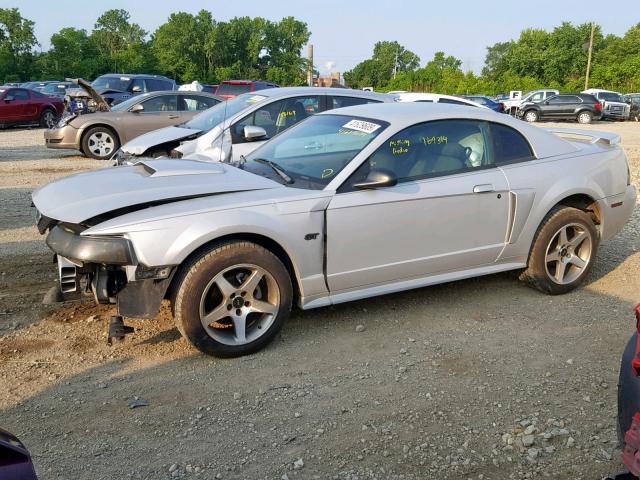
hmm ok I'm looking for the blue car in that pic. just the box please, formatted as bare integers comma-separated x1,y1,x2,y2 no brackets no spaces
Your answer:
463,95,505,113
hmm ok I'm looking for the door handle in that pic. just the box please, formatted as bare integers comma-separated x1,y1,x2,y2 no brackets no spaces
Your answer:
473,184,494,193
168,114,180,119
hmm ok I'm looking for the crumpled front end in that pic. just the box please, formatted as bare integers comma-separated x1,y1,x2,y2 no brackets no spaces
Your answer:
38,220,175,319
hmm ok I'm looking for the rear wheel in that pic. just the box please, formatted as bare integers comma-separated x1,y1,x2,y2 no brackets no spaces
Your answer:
523,110,539,123
82,126,120,160
520,206,598,295
577,111,593,124
39,109,57,128
173,241,293,357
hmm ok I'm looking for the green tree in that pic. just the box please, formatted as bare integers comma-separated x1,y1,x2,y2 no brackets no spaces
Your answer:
38,28,101,79
344,41,419,89
91,9,149,72
262,17,310,85
152,10,215,82
0,7,38,82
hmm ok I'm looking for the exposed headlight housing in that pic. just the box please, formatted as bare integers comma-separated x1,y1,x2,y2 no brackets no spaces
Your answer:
46,225,135,265
56,113,77,128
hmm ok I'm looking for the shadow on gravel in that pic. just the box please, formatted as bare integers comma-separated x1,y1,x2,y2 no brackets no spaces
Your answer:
0,187,40,231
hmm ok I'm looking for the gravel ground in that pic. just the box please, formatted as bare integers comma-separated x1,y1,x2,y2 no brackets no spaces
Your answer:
0,122,638,480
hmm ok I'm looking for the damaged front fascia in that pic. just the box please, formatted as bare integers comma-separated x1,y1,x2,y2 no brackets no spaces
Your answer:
116,272,176,319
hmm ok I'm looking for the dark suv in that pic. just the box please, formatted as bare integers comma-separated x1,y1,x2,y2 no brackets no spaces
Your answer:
624,93,640,122
216,80,279,99
91,74,177,106
518,93,602,124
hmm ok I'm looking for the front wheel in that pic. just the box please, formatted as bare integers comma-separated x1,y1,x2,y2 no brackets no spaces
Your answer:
82,126,120,160
523,110,539,123
520,206,598,295
577,111,593,124
173,241,293,357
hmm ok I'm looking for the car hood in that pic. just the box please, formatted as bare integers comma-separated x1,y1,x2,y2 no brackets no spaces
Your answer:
65,78,111,111
32,159,281,225
121,126,201,155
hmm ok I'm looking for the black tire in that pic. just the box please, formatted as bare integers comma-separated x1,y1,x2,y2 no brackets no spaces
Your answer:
173,241,293,357
520,206,598,295
39,108,57,128
81,126,120,160
577,110,593,124
523,109,539,123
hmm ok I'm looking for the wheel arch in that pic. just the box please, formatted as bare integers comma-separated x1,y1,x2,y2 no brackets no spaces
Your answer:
166,232,302,308
523,192,601,265
80,123,121,146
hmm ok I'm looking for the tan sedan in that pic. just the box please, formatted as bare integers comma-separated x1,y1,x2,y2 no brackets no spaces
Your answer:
44,90,222,159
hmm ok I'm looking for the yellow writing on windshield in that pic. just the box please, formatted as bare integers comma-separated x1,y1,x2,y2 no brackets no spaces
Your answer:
422,135,448,145
390,138,411,155
321,168,334,179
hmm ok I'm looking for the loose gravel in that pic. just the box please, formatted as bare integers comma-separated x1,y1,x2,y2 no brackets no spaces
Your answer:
0,122,638,479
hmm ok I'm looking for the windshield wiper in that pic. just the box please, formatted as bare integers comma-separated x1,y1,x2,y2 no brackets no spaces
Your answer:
253,158,294,184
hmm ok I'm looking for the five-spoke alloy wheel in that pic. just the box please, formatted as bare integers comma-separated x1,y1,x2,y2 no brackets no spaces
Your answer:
521,206,598,294
544,223,593,285
174,241,292,357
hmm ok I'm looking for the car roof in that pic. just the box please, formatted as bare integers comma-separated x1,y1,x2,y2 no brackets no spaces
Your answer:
97,74,174,80
316,102,577,158
132,90,224,102
395,92,480,106
253,86,394,102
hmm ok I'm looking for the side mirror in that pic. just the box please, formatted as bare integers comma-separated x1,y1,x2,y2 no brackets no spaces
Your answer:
353,169,398,190
131,85,142,93
4,95,14,102
130,104,144,113
243,125,267,141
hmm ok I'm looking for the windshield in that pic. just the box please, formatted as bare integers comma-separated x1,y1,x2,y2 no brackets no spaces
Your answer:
599,92,623,102
92,76,131,91
217,83,251,96
41,84,67,94
242,114,388,190
184,93,266,131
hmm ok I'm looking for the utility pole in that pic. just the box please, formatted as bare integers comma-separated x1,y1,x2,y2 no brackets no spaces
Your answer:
585,22,595,91
393,50,399,78
306,44,314,87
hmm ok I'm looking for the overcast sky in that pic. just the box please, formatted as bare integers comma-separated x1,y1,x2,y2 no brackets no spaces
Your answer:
7,0,637,74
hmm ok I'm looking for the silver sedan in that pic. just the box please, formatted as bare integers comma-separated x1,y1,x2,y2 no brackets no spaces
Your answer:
33,103,637,357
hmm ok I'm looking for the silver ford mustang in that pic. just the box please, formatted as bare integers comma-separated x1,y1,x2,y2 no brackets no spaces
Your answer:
33,103,636,357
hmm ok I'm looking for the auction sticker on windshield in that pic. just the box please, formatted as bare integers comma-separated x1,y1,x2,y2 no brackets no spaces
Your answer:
342,119,382,134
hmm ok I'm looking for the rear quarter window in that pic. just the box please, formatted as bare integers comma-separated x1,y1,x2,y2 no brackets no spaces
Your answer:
490,123,534,165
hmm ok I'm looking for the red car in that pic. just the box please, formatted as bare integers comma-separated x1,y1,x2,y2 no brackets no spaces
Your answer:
0,86,64,128
608,304,640,480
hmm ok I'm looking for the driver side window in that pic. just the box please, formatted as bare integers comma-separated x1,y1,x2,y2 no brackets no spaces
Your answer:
232,96,320,144
346,120,491,188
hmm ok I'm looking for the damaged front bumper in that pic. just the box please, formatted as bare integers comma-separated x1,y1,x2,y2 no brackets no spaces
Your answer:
43,225,175,319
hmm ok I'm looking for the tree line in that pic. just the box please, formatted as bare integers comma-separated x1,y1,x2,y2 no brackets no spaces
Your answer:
0,8,310,86
345,22,640,94
2,8,639,94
